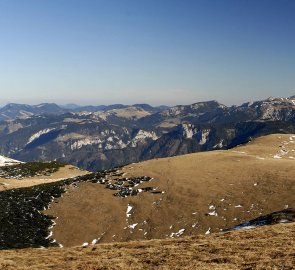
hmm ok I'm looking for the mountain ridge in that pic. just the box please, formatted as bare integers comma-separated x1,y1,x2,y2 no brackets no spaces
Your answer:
0,96,295,171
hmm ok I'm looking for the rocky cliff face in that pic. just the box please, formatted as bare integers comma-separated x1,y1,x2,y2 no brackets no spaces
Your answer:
0,97,295,170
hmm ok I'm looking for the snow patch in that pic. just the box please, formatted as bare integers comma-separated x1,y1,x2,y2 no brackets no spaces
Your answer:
273,155,282,159
126,204,133,218
0,155,22,167
208,210,218,216
128,223,138,229
170,228,185,238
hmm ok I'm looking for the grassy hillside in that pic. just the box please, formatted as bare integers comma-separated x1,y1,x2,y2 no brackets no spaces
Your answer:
0,222,294,269
45,134,295,246
0,134,294,269
0,163,89,191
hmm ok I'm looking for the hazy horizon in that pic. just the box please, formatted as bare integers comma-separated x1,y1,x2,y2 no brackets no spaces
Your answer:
0,0,294,106
1,94,295,109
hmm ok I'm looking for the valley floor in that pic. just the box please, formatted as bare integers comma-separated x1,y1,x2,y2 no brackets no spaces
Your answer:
0,222,294,270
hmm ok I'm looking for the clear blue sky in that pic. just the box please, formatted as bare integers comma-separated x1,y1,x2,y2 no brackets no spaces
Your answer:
0,0,294,106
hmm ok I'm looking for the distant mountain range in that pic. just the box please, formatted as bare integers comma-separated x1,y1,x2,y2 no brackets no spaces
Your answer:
0,103,169,121
0,96,295,170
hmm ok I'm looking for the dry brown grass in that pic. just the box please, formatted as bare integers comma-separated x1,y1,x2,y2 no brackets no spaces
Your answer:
45,134,295,247
1,134,295,269
0,222,294,270
110,107,151,119
0,165,89,191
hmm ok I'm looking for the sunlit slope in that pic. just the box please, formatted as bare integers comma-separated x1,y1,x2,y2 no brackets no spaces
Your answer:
0,161,89,191
45,134,295,247
0,222,294,270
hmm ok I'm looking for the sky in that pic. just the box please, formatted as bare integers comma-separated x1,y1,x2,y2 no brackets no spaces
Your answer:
0,0,294,106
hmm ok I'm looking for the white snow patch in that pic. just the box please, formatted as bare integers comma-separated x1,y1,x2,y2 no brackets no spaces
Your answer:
170,229,185,238
126,204,133,218
279,219,289,223
208,210,218,216
273,155,282,159
0,155,22,167
205,228,211,235
234,225,257,230
45,231,53,239
128,223,138,229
